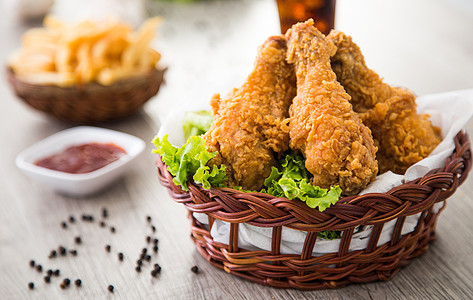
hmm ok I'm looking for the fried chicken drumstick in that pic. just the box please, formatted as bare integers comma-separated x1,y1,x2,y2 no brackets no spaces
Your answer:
204,36,296,191
327,31,441,174
286,20,378,195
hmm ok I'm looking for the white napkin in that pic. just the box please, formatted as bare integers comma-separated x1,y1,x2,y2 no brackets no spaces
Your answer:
158,89,473,255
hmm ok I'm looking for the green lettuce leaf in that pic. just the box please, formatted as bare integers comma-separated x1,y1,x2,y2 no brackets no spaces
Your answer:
317,230,341,240
261,152,342,239
152,134,226,191
182,111,213,139
262,152,342,212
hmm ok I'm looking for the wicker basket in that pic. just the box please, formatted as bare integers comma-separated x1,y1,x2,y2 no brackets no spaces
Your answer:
7,67,166,123
156,131,471,290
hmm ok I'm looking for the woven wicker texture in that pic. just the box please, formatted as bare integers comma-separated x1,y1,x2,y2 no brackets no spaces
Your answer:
7,67,166,123
157,131,471,290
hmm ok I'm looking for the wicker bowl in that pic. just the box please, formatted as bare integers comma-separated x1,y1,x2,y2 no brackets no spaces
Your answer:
7,67,166,123
156,131,471,290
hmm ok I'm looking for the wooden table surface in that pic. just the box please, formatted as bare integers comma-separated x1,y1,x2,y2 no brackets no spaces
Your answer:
1,0,473,299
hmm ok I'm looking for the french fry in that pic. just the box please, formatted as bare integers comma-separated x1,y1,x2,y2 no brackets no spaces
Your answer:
43,15,65,31
8,16,162,87
121,17,161,73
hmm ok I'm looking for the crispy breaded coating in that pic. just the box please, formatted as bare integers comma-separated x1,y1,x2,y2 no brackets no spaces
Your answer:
203,36,296,191
286,20,378,195
327,30,442,174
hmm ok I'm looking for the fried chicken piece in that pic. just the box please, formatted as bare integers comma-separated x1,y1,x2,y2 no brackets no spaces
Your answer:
203,36,296,191
327,31,442,174
286,20,378,195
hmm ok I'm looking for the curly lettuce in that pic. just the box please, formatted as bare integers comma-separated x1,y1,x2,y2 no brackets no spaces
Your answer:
262,152,342,212
182,111,213,139
155,111,342,213
317,230,341,240
152,134,226,191
155,111,345,240
261,152,342,239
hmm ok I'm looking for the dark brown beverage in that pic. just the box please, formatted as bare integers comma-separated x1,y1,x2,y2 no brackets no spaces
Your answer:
276,0,336,35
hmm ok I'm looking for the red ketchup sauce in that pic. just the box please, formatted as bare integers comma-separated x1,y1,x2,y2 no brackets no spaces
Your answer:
35,143,126,174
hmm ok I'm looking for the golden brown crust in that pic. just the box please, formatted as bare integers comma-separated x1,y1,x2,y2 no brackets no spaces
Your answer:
286,20,378,195
204,35,296,191
327,30,442,174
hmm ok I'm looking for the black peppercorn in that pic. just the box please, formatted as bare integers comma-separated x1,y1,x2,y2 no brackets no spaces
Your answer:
44,276,51,283
81,214,94,222
118,252,124,261
29,260,35,267
59,246,67,256
135,266,141,272
108,285,114,293
105,245,111,252
102,208,108,219
100,221,106,227
63,278,70,286
151,226,156,233
146,236,151,243
53,269,60,276
47,269,53,276
75,279,82,287
137,259,143,266
191,265,199,274
49,250,57,259
146,216,152,223
74,236,82,244
70,250,78,256
28,282,34,290
61,221,68,229
69,216,75,223
110,226,116,233
153,245,158,253
36,265,42,272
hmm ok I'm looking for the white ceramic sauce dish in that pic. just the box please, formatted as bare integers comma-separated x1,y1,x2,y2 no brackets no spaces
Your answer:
16,126,145,197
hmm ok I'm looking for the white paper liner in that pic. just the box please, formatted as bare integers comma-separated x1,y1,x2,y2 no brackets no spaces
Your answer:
158,89,473,255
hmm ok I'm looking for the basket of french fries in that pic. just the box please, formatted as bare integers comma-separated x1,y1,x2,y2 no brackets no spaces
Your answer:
154,20,473,290
7,16,166,123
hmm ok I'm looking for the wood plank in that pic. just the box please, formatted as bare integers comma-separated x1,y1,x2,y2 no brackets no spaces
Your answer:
0,0,472,299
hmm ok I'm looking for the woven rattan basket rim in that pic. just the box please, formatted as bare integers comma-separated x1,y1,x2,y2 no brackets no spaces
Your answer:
156,131,471,290
7,66,166,123
157,131,471,232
